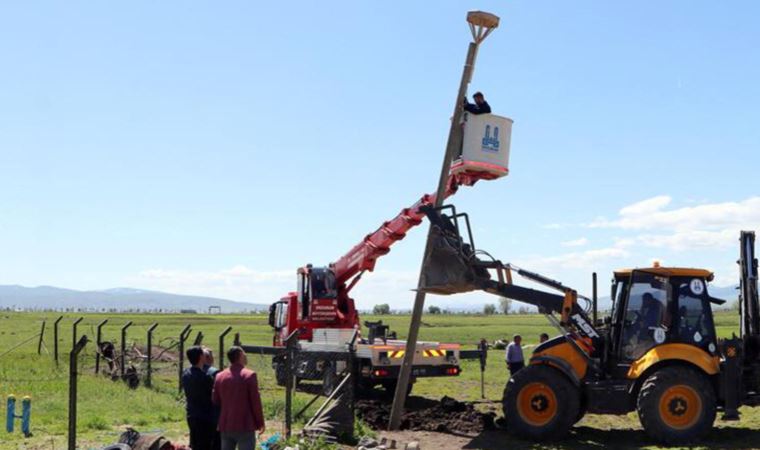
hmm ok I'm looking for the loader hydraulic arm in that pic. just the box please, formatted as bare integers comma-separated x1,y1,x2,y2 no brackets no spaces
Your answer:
417,204,601,346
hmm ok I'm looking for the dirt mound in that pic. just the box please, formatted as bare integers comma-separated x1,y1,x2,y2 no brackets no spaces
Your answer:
356,396,496,436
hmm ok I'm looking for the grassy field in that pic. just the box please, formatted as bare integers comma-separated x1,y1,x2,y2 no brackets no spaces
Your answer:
0,311,759,450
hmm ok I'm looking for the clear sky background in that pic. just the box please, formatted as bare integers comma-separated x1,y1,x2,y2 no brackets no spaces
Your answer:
1,2,758,309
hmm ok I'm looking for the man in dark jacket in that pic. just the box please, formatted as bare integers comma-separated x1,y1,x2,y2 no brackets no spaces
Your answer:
463,91,491,115
182,346,215,450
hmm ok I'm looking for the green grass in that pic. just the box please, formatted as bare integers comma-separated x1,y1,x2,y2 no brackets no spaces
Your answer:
1,311,759,450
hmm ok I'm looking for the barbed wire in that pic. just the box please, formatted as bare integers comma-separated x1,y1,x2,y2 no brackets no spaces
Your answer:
0,333,43,360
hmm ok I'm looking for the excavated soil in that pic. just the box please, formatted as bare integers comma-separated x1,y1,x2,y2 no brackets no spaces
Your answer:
356,396,496,435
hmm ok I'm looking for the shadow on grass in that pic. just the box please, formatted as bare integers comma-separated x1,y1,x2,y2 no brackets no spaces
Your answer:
462,425,760,450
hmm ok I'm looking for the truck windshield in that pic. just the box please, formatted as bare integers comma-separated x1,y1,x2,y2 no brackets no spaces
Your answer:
311,269,337,299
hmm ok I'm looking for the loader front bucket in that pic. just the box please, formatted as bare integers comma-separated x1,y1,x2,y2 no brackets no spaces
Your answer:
419,221,490,295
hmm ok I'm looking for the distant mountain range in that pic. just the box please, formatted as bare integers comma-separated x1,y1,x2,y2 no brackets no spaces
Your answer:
0,285,268,313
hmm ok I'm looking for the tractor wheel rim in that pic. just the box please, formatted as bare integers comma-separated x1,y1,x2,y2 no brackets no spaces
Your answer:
516,382,558,426
658,384,702,430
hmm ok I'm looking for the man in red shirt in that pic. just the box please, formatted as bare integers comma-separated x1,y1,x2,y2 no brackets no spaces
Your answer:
212,346,265,450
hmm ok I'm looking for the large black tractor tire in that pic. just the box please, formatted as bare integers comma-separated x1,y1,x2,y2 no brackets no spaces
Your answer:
503,365,580,441
636,366,716,445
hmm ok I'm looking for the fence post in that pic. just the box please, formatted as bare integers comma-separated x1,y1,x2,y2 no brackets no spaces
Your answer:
178,325,192,392
284,330,299,439
233,332,240,346
72,317,83,350
218,327,232,370
146,323,159,388
37,321,46,355
68,335,88,450
479,339,488,399
193,331,204,346
54,316,63,364
120,321,133,378
94,319,108,374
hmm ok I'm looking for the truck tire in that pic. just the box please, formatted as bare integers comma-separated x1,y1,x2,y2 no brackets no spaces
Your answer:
503,365,580,440
636,366,716,445
322,364,338,397
381,380,413,399
274,362,288,387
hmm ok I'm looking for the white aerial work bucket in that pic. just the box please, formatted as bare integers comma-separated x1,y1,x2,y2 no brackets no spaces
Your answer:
451,112,512,180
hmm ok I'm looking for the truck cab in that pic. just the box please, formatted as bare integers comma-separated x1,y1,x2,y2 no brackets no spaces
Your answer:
268,265,359,346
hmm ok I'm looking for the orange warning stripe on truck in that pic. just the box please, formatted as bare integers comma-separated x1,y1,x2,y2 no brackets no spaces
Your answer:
423,349,445,357
388,350,405,358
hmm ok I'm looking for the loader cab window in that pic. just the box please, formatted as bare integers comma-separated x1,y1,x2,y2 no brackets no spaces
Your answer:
608,277,629,356
674,278,716,354
620,271,670,361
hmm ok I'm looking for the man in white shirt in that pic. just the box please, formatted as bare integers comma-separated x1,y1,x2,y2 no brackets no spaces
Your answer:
505,334,524,376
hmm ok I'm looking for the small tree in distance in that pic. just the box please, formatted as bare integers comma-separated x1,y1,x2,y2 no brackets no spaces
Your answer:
483,304,497,315
373,303,391,315
428,305,442,315
499,297,512,315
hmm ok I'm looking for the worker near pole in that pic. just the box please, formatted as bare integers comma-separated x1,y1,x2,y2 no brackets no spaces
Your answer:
182,346,216,450
505,334,524,376
212,347,265,450
463,91,491,115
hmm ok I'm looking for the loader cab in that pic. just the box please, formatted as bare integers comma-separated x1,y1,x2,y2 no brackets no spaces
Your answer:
608,266,720,370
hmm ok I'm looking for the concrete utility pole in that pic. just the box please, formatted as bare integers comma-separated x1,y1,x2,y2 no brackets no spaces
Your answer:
388,10,500,430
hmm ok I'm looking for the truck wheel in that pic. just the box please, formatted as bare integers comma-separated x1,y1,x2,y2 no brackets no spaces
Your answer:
322,364,338,397
503,365,579,440
274,362,288,387
637,366,716,445
381,380,413,399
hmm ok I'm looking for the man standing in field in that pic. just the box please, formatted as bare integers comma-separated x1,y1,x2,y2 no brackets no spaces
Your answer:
505,334,524,376
182,346,215,450
212,346,265,450
203,348,221,450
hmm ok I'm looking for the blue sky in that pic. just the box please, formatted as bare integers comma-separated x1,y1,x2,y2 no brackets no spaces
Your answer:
1,2,758,309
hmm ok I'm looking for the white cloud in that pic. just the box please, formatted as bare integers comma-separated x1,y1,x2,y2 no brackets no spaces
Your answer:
129,266,294,304
561,237,588,247
619,195,672,217
587,196,760,251
521,246,630,271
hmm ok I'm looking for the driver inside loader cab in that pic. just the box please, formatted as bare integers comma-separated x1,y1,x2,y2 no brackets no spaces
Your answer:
641,292,664,330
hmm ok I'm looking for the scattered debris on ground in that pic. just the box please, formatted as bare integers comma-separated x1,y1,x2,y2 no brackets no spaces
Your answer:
356,396,496,435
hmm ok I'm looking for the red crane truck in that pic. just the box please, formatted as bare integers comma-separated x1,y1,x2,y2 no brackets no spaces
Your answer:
266,112,514,395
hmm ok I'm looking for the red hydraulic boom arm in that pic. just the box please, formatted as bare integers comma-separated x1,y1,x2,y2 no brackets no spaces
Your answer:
331,174,474,292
